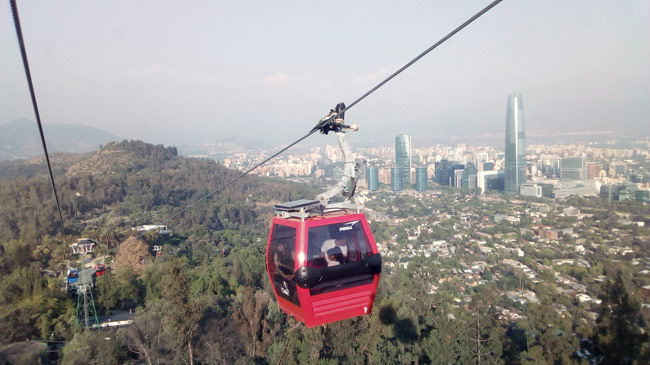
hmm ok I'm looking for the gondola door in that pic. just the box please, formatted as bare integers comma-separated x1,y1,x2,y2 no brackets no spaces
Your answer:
298,213,381,327
266,219,305,322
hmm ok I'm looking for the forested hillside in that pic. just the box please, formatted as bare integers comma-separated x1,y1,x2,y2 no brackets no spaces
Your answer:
0,140,311,244
0,140,316,362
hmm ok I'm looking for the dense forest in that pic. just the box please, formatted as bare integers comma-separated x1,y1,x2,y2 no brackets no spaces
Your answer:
0,140,648,364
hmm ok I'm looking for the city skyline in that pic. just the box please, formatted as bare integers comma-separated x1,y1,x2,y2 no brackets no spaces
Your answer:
211,96,650,200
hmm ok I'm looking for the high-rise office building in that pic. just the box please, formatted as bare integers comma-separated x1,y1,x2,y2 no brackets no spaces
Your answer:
482,162,495,171
560,157,587,181
505,93,526,193
391,167,403,192
367,166,379,191
435,160,453,185
636,190,649,203
476,153,489,164
415,167,428,192
486,172,505,192
478,170,504,194
395,134,412,185
451,164,465,187
461,164,478,189
454,168,464,188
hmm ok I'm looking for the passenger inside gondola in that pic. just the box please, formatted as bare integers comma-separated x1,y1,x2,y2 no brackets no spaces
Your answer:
274,242,295,280
267,224,301,306
306,232,327,268
300,221,376,295
326,246,345,266
320,230,349,267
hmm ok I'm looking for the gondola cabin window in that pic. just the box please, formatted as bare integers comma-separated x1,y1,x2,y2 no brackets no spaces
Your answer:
306,220,375,294
267,224,300,307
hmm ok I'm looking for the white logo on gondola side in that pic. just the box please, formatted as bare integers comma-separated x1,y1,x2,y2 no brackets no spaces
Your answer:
281,280,290,296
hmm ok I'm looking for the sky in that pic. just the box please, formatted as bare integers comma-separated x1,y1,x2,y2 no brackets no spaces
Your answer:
2,0,649,148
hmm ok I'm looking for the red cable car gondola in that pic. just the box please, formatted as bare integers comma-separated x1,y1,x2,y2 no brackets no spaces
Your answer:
265,104,382,327
266,200,381,327
95,263,107,276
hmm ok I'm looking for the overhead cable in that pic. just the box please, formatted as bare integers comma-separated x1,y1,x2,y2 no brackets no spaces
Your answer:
10,0,69,244
157,131,315,226
313,0,503,132
123,0,499,234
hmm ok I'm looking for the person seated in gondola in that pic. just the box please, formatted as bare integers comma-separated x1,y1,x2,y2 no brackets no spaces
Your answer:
306,232,327,268
321,231,349,267
273,242,295,280
326,246,345,267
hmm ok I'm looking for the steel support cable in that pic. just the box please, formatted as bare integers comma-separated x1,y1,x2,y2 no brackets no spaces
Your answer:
137,130,317,238
10,0,69,245
141,0,504,234
312,0,503,131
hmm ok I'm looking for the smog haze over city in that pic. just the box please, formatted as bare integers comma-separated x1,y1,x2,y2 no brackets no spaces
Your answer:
1,0,649,149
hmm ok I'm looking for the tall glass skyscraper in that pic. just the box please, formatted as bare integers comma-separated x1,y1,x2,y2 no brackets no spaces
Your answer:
435,160,453,185
461,164,478,189
505,93,526,194
415,167,428,192
391,167,403,192
367,166,379,191
395,134,411,185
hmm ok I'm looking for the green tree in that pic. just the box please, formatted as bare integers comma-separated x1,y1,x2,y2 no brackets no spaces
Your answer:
593,270,649,363
232,286,280,360
160,258,205,364
422,308,473,364
61,330,129,365
95,267,142,311
122,308,174,365
518,301,578,364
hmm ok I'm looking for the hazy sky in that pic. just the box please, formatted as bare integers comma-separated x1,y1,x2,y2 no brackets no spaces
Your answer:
2,1,649,147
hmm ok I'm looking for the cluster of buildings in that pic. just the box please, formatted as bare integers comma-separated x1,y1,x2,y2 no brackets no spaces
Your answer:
366,135,429,193
212,92,649,203
363,93,649,202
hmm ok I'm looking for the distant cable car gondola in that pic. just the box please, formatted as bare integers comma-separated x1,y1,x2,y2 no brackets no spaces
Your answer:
159,225,173,235
67,268,79,284
265,104,382,327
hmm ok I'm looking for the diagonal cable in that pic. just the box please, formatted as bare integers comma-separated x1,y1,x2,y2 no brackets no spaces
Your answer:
161,130,315,224
10,0,69,244
312,0,503,132
140,0,502,234
343,0,502,114
137,130,317,237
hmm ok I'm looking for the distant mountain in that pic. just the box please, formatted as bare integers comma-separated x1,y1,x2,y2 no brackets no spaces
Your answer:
0,119,121,161
0,152,87,183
